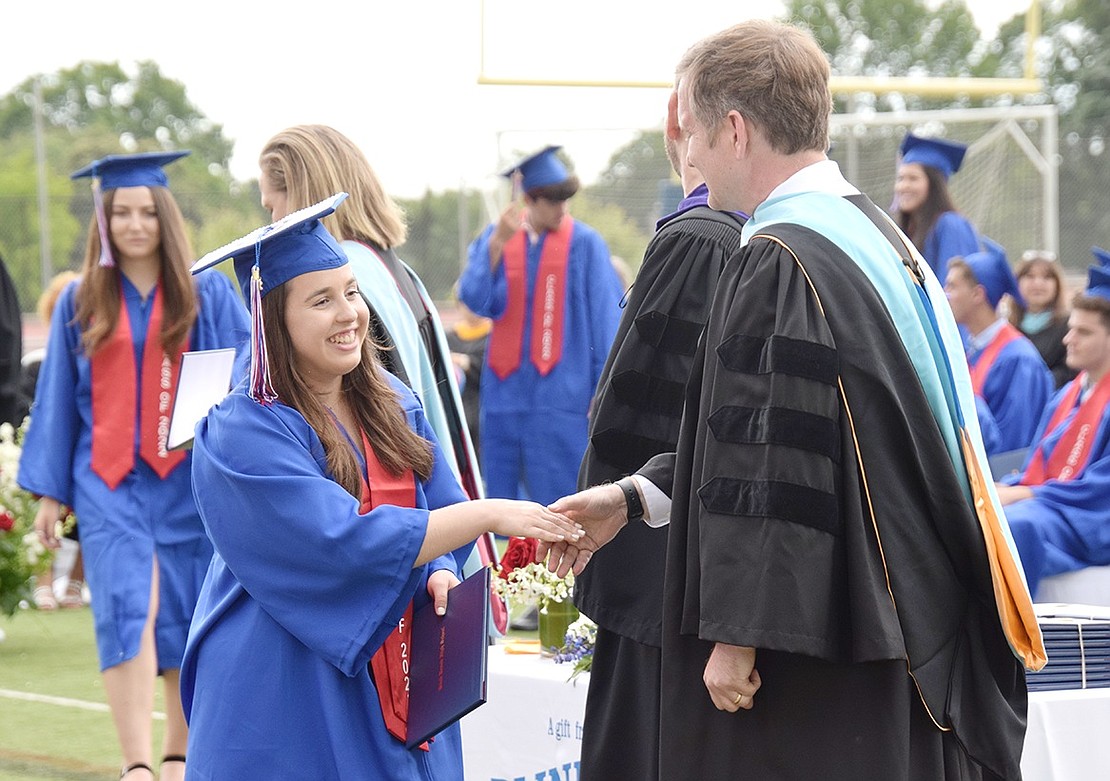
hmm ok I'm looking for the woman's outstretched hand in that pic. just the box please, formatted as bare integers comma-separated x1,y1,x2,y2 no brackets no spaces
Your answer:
484,498,583,543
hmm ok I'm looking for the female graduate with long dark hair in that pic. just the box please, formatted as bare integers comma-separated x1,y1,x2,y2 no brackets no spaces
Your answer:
181,195,579,780
18,151,250,781
893,132,981,282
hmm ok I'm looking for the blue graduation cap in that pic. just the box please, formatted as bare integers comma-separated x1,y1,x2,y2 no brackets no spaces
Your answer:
501,145,569,193
1086,264,1110,304
71,150,190,190
1092,246,1110,269
191,192,350,402
71,150,191,268
964,237,1023,309
900,133,968,180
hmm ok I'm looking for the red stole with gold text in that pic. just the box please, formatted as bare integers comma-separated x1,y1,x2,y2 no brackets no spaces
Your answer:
1021,372,1110,485
486,216,573,380
90,283,188,489
360,429,426,747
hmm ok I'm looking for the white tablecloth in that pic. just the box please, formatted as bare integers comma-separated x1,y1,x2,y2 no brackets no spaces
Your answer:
460,646,1110,781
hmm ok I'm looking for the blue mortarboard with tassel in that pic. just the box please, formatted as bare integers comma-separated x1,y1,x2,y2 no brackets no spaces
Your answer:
900,133,968,180
500,145,569,193
190,192,349,403
964,237,1023,309
70,150,190,268
1087,246,1110,302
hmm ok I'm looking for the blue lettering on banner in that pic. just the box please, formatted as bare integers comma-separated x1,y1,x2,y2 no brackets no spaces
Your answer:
547,716,576,741
490,762,580,781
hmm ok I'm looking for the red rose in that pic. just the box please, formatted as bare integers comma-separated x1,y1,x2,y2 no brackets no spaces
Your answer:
0,511,14,532
498,536,539,580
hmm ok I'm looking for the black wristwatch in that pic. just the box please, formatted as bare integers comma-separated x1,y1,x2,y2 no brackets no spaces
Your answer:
616,476,644,523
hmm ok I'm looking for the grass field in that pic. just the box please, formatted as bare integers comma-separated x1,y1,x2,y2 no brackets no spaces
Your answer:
0,608,171,780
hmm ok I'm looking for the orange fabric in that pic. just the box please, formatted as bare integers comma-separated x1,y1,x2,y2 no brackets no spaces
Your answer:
969,323,1022,396
90,284,187,488
360,429,423,746
486,217,573,379
961,428,1047,671
1022,371,1110,486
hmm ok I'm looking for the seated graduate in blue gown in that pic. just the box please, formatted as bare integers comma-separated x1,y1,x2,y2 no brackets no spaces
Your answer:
180,194,580,781
945,238,1053,454
997,257,1110,597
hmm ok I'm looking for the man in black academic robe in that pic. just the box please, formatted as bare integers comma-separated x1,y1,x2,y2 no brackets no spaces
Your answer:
546,21,1033,781
573,91,746,781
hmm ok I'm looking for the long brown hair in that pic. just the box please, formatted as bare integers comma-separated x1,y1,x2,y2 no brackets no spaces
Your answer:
262,284,433,497
895,164,959,251
74,187,197,355
259,125,407,249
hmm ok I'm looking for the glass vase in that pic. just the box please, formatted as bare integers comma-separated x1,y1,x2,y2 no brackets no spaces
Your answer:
538,599,579,656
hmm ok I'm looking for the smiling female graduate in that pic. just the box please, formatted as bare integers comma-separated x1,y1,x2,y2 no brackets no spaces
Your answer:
17,151,250,781
180,194,580,780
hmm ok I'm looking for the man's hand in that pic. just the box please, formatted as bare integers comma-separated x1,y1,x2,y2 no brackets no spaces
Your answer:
538,484,629,577
704,642,761,712
995,483,1034,506
488,203,524,270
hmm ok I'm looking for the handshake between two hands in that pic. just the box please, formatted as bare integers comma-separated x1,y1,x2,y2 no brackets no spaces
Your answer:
530,483,631,578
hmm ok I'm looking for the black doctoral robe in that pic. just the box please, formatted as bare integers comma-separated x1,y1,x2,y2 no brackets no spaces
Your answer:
648,203,1026,780
573,205,745,781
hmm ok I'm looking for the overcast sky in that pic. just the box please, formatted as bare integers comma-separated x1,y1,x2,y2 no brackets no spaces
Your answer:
2,1,1032,200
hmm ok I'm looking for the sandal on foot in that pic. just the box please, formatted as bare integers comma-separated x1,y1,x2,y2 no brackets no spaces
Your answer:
162,755,186,765
60,579,85,609
119,762,153,779
33,585,57,611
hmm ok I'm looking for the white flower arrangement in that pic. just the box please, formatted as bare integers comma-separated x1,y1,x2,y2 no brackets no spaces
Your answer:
493,560,574,615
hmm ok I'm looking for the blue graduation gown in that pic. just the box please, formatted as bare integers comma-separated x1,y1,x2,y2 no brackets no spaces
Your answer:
1002,381,1110,594
458,220,622,503
923,210,979,282
181,376,469,781
17,271,249,671
970,336,1053,453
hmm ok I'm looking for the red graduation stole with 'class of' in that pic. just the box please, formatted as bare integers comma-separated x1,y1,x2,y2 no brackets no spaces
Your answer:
968,322,1022,397
1021,371,1110,485
360,429,425,748
90,283,188,489
486,216,573,380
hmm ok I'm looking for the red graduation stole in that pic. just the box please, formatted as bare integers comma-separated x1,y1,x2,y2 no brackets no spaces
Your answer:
360,429,423,747
1021,372,1110,485
90,283,188,489
969,322,1022,396
486,216,573,379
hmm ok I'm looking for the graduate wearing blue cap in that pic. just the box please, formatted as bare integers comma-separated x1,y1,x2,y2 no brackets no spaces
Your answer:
181,195,581,780
458,146,623,507
998,257,1110,596
894,132,981,281
945,239,1053,453
17,150,250,779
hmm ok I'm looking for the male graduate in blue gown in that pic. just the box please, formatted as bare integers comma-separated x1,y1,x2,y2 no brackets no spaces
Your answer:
458,147,623,505
945,239,1053,453
997,255,1110,596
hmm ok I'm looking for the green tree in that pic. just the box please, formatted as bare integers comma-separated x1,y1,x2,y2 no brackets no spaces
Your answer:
781,0,983,111
993,0,1110,268
396,188,488,301
0,60,264,309
583,130,673,235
